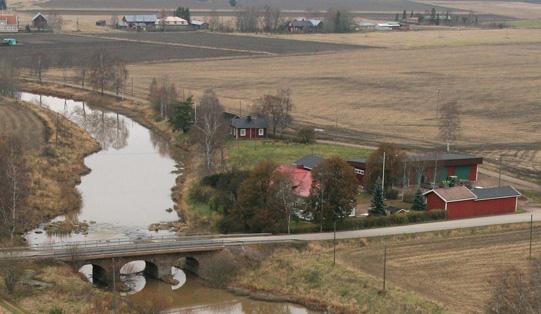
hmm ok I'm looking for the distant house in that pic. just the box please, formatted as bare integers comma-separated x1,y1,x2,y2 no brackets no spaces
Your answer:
156,16,189,26
288,18,323,32
191,19,209,29
230,116,268,139
358,22,376,31
32,13,47,30
375,22,401,31
122,15,157,30
347,158,366,185
424,186,521,219
0,15,18,33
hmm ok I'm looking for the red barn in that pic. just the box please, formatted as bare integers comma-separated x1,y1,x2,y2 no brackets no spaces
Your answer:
424,186,521,219
230,116,268,140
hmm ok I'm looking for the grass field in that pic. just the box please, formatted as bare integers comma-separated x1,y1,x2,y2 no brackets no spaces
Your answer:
0,98,47,151
226,140,371,169
417,0,541,19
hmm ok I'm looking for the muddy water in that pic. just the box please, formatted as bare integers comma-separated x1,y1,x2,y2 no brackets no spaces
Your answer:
20,93,179,244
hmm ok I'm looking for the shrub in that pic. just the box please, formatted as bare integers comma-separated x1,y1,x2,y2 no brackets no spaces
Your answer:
188,183,215,203
385,188,399,200
295,127,316,144
48,307,65,314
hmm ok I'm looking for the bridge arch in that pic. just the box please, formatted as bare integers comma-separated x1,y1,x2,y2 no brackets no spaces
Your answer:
177,256,200,275
78,264,109,286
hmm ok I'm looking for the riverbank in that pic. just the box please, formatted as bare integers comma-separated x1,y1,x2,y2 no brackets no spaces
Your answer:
1,97,100,240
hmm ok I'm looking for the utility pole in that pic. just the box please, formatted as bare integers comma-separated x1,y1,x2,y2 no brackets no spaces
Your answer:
433,153,438,187
401,159,407,202
333,220,337,266
530,214,533,259
383,242,387,292
55,112,60,146
382,151,386,191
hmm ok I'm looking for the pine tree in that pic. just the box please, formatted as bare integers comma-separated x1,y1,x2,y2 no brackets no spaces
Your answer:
369,177,386,216
169,96,194,133
411,189,427,211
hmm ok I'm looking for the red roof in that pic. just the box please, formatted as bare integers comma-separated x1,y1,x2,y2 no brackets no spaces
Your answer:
277,165,313,198
424,186,476,202
0,15,17,25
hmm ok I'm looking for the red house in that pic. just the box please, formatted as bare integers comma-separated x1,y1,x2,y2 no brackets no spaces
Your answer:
424,186,521,219
231,116,268,140
277,165,313,198
412,153,483,184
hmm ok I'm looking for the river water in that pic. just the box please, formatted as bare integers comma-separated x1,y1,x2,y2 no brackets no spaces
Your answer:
20,93,319,314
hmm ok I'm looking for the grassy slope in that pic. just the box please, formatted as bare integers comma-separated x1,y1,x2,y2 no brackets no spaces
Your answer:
235,244,443,313
226,140,371,169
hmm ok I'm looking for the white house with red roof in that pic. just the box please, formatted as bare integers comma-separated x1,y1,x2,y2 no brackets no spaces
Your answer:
0,14,18,32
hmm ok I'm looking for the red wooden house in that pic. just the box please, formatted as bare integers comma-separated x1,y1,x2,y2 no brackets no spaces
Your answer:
230,116,268,140
424,186,521,219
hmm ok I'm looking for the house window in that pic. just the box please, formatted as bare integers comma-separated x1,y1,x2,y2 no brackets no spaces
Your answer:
240,129,246,137
354,169,365,175
258,128,264,136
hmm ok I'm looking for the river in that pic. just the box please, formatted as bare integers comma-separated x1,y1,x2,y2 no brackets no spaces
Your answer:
19,92,319,314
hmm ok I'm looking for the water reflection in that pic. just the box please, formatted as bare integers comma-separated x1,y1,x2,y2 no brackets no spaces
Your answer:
19,93,178,244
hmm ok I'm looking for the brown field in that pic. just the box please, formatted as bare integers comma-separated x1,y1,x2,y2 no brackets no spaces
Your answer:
417,0,541,19
115,29,540,181
0,98,47,151
338,223,541,313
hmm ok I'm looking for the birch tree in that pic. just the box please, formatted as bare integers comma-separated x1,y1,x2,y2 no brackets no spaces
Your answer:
438,100,461,152
191,89,226,171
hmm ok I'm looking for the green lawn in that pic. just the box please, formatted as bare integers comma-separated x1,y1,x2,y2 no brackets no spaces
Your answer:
506,19,541,29
226,140,371,169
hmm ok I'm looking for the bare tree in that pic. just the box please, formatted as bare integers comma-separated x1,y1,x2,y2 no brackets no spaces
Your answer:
254,88,294,136
57,51,73,83
111,58,128,97
274,171,295,234
236,6,260,32
110,15,119,28
79,62,88,88
148,76,177,119
0,59,19,96
438,100,461,152
262,5,281,32
48,14,64,32
191,89,227,171
30,52,50,83
0,136,30,241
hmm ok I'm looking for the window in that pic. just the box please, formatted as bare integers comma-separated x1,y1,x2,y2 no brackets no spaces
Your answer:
240,129,246,137
354,169,365,175
258,128,264,136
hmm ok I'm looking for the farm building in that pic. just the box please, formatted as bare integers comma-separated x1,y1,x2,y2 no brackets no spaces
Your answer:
156,16,188,26
375,22,401,31
191,20,209,29
230,116,268,139
122,15,157,30
293,154,324,171
0,14,18,32
424,186,521,219
347,158,366,185
410,153,483,184
32,13,47,30
288,18,322,32
277,165,313,198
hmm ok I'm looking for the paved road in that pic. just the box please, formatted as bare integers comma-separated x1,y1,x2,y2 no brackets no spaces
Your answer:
224,210,541,242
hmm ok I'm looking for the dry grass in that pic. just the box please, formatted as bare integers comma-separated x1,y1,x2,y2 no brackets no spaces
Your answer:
236,246,444,313
337,223,541,313
416,0,541,19
0,98,47,151
253,28,541,48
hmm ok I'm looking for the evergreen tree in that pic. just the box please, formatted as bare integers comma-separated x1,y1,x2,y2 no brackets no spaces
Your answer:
369,177,386,216
395,13,400,22
402,10,407,20
410,10,414,17
174,7,191,22
411,189,427,211
228,0,237,7
169,96,194,133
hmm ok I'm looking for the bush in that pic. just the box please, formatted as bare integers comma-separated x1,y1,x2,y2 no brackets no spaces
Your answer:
49,307,65,314
385,188,399,200
188,183,215,203
295,127,316,144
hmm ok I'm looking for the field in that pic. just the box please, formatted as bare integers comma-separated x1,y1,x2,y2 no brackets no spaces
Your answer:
226,140,371,169
338,223,541,313
417,0,541,19
118,29,541,182
0,98,47,151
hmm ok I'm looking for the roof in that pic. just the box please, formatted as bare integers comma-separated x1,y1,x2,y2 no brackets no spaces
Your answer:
190,20,208,26
230,116,267,129
32,12,46,21
293,154,324,170
290,20,313,28
308,19,322,27
408,153,483,163
0,15,17,25
387,206,408,214
472,186,521,200
123,15,157,23
277,165,313,198
424,186,476,202
157,16,188,24
425,185,521,203
348,158,366,164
